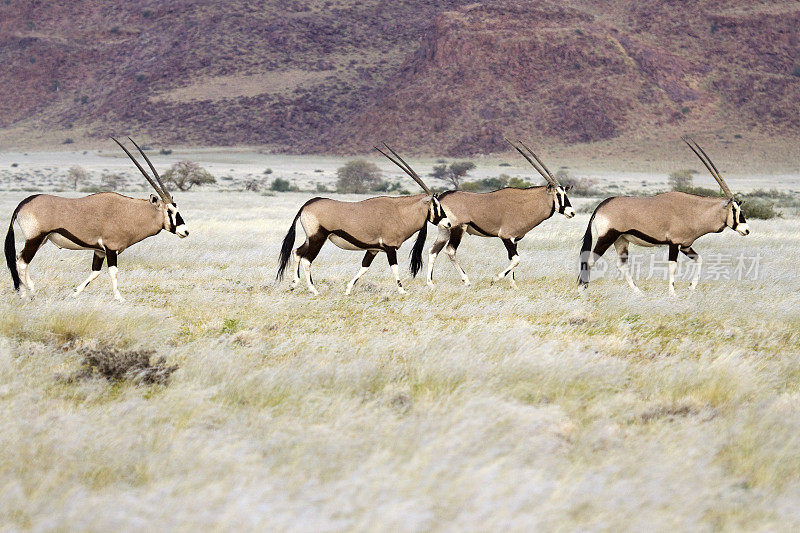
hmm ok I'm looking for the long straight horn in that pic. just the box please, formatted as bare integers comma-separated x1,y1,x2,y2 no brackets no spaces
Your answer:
505,138,555,186
127,137,172,202
518,140,559,186
111,137,169,201
374,144,433,195
682,136,732,198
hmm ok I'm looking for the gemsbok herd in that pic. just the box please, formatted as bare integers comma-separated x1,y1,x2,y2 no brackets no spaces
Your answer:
5,137,750,300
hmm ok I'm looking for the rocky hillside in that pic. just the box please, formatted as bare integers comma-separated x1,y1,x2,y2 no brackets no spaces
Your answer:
1,0,799,155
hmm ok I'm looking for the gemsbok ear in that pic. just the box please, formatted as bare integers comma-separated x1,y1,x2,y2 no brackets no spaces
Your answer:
150,194,160,204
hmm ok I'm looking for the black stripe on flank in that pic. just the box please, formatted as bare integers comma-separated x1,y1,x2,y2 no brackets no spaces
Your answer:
467,222,494,237
51,229,105,251
327,229,380,251
623,229,672,246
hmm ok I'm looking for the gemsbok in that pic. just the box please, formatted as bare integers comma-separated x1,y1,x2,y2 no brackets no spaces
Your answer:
276,144,449,295
4,137,188,301
424,140,575,288
578,137,750,294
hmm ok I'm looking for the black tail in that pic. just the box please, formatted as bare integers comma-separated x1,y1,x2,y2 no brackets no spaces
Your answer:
277,209,302,281
277,198,323,281
5,210,20,291
409,222,428,277
578,208,601,287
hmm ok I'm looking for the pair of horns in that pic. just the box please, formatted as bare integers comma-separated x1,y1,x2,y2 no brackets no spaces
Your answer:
374,143,433,195
111,137,173,203
682,136,733,199
505,138,559,187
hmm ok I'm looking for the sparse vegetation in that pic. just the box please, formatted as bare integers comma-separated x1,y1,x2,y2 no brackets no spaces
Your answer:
555,169,600,196
161,161,216,191
431,161,476,190
100,173,124,190
668,169,695,190
336,159,384,193
62,345,177,385
270,177,293,192
159,148,173,155
66,166,87,190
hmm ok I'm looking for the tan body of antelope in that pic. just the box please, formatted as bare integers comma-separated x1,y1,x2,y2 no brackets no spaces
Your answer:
4,138,188,301
425,140,575,288
578,138,750,294
277,145,449,295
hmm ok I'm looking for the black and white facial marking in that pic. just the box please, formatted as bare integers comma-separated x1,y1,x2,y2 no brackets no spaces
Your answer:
428,196,451,228
152,194,188,237
552,185,575,218
727,200,750,236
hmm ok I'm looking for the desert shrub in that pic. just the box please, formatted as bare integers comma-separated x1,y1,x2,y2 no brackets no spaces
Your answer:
243,179,262,192
11,162,18,167
100,173,124,190
66,166,87,190
270,178,293,192
507,176,531,188
675,185,722,197
264,168,273,174
792,65,800,78
668,169,695,190
556,170,600,196
162,161,216,191
499,162,511,167
316,183,331,193
336,159,383,193
461,181,481,192
431,161,476,189
159,148,172,155
742,199,779,220
62,138,74,144
63,345,177,386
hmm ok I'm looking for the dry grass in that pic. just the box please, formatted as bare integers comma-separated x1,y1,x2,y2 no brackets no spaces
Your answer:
1,188,800,530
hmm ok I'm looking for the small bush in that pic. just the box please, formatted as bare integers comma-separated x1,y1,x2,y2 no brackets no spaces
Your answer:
159,148,172,155
11,163,18,168
63,345,177,386
792,65,800,78
66,166,87,190
316,183,331,193
674,185,722,197
431,161,476,189
507,176,531,189
336,160,383,193
556,170,600,196
270,178,293,192
100,173,124,190
162,161,216,191
499,162,511,167
668,169,695,190
264,168,273,175
742,199,780,220
62,138,74,144
243,179,262,192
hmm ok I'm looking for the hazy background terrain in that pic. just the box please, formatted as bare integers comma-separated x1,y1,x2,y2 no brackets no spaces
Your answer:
1,0,799,164
2,0,800,530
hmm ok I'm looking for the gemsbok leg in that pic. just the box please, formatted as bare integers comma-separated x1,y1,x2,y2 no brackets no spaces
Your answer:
444,227,470,286
680,246,702,290
614,239,641,293
668,244,679,296
494,238,520,287
426,226,451,288
296,232,326,296
73,251,105,296
16,234,47,296
385,247,407,294
105,250,125,301
346,250,377,295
